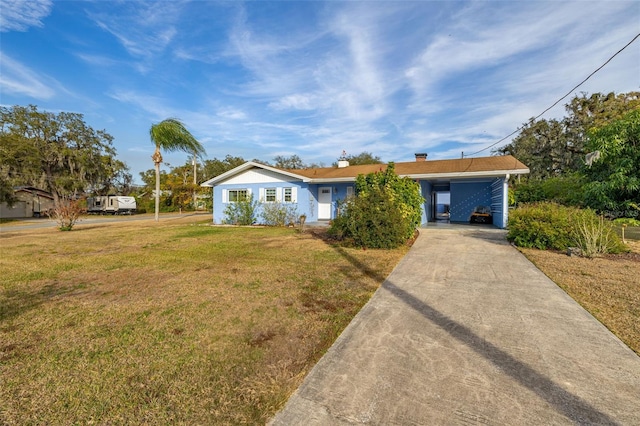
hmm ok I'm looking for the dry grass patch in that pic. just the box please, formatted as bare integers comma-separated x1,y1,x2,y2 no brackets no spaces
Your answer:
0,219,408,424
520,240,640,355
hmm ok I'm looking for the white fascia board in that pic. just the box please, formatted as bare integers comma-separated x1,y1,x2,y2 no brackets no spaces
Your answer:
403,169,530,180
308,177,357,183
200,161,310,187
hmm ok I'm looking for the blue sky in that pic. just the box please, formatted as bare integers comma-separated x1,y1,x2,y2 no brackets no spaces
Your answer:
1,1,638,183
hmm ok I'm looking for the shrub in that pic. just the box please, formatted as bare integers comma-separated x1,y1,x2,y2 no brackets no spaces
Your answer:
328,186,409,249
513,175,585,206
259,201,298,226
507,202,574,250
507,202,626,255
613,217,640,227
223,194,258,225
328,163,423,248
48,199,85,231
572,211,626,257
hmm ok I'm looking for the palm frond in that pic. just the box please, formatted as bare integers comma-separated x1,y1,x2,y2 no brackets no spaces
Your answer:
150,118,206,158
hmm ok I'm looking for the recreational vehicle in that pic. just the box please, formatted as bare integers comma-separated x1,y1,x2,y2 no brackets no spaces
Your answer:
86,196,136,215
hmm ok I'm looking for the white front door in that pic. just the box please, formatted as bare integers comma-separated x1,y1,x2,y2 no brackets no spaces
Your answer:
318,187,332,220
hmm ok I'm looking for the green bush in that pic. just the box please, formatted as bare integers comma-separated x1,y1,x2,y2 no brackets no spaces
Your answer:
507,202,574,250
223,194,258,225
259,202,298,226
613,217,640,227
328,163,423,248
513,175,585,206
507,202,626,255
328,187,408,248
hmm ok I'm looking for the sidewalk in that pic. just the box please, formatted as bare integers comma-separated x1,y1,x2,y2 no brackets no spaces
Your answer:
270,227,640,425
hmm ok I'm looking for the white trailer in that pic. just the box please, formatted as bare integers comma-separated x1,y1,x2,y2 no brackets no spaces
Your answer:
87,196,136,214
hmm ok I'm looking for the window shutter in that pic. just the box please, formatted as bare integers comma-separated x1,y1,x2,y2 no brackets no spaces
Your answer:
222,189,227,203
258,188,264,201
292,187,298,203
247,188,253,199
276,187,283,202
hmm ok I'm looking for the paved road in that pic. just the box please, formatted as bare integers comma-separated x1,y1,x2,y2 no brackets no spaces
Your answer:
0,212,211,232
270,226,640,425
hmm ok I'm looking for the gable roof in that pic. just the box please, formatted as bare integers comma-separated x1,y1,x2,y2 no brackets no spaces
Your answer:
201,155,529,187
14,186,54,199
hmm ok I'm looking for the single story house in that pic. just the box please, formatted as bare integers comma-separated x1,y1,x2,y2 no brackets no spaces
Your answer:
200,154,529,228
0,187,55,219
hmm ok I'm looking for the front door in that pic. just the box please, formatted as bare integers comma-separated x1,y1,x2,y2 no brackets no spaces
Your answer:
318,187,332,220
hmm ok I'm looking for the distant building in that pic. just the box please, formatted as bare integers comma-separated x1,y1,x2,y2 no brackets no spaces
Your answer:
0,187,55,219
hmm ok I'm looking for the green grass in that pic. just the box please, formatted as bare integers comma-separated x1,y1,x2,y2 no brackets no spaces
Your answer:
0,219,407,424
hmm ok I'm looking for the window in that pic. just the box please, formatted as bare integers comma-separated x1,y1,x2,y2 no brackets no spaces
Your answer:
228,189,248,202
284,188,292,202
265,188,276,202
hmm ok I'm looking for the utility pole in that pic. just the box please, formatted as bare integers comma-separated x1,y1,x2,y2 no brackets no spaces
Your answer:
192,155,197,210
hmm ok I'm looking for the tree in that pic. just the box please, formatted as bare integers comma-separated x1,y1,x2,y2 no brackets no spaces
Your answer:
274,154,305,169
201,155,246,181
332,151,382,167
581,109,640,217
497,92,640,181
149,118,205,221
0,105,130,206
497,119,570,180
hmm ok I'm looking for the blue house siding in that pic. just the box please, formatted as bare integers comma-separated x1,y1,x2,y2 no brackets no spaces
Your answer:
202,158,528,229
491,178,508,228
450,180,493,223
308,183,356,221
213,181,312,224
419,180,433,224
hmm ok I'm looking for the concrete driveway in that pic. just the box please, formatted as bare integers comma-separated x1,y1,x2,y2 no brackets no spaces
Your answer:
270,226,640,425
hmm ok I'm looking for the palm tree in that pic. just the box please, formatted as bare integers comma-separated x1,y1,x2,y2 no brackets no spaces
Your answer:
150,118,205,221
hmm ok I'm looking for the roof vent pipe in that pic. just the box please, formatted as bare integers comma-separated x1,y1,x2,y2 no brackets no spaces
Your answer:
415,153,428,162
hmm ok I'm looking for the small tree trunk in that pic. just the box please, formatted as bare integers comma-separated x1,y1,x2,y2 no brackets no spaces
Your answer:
152,148,163,222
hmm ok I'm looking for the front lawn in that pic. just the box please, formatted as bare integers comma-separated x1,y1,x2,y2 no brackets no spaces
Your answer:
0,218,407,424
520,239,640,355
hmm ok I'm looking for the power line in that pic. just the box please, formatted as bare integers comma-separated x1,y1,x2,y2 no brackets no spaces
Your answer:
464,31,640,158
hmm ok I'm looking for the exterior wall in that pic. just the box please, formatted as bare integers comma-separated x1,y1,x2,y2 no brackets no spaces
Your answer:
0,201,28,218
450,180,493,223
0,191,54,218
491,178,508,229
419,181,433,224
307,183,356,221
209,167,514,228
213,173,312,224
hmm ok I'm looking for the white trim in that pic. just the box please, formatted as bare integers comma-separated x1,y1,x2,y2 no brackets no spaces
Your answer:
222,189,227,203
201,161,310,187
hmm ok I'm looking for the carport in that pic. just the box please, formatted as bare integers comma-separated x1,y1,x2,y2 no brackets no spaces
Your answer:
418,175,511,228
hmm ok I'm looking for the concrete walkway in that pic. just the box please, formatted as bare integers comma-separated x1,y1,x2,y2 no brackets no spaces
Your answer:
270,227,640,425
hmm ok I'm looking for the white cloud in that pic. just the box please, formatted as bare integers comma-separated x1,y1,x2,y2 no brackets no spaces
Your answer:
108,89,173,120
0,0,52,32
0,52,56,99
87,1,183,61
216,107,247,120
269,94,317,111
